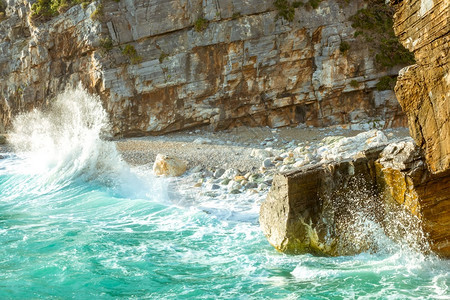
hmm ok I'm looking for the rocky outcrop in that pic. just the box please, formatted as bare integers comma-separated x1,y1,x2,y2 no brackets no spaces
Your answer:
392,0,449,174
260,147,385,256
389,0,450,257
260,141,447,256
0,0,408,136
377,142,450,257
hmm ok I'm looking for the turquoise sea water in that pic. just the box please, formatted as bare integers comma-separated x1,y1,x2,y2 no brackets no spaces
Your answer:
0,88,449,299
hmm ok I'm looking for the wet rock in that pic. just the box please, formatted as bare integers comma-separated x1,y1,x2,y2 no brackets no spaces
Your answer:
260,147,388,256
221,178,231,185
207,183,220,190
248,174,262,183
227,181,242,191
390,0,450,257
376,141,450,257
153,154,187,177
213,168,225,178
191,165,203,173
234,175,246,182
202,170,214,177
262,158,274,168
245,182,258,189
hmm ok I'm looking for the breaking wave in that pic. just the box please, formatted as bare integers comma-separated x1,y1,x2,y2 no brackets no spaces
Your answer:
5,85,146,197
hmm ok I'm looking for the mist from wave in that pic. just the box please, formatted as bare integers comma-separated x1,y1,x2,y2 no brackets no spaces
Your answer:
3,85,151,199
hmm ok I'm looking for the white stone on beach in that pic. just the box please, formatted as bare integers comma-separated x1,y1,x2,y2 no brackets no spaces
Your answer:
213,168,225,178
153,154,187,177
221,168,237,179
250,148,272,159
191,165,203,173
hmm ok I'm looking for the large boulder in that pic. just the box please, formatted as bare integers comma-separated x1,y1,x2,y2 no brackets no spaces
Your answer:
153,154,187,177
260,147,386,256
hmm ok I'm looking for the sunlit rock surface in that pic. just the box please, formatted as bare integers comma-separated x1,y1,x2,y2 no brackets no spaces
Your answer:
377,141,450,257
0,0,406,136
392,0,450,174
391,0,450,257
153,154,187,177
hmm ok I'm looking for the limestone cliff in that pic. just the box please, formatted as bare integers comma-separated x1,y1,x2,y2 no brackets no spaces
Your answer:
0,0,409,136
392,0,449,174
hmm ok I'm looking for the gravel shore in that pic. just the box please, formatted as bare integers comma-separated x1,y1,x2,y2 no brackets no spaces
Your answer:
116,126,410,172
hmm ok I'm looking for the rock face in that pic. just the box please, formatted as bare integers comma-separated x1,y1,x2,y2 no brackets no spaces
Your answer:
389,0,450,257
0,0,407,136
377,142,450,257
260,141,445,256
392,0,449,174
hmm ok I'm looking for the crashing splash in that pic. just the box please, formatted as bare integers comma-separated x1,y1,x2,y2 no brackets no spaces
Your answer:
9,85,128,187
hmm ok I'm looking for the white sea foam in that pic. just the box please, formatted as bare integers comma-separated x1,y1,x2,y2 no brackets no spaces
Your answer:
6,85,149,197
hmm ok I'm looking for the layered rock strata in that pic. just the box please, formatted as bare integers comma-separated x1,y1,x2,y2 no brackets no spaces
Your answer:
392,0,449,174
0,0,407,136
260,141,449,257
377,142,450,256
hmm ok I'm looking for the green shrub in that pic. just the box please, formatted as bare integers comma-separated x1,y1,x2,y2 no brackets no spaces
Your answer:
376,76,397,91
339,41,350,54
122,44,142,64
159,51,169,63
308,0,322,9
90,3,103,20
232,12,241,20
292,1,303,8
100,37,113,52
0,0,6,12
350,0,415,69
194,17,208,32
31,0,93,21
350,80,359,88
274,0,295,22
0,0,6,21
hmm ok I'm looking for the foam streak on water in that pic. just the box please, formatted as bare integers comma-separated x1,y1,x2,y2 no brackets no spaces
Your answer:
0,87,448,299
